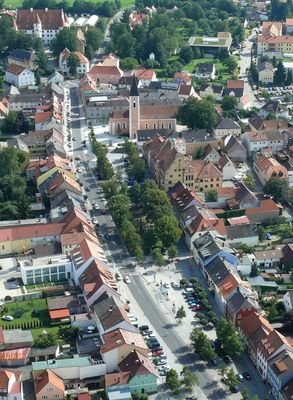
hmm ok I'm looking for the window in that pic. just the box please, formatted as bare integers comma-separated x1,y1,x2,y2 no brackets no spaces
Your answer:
133,101,136,108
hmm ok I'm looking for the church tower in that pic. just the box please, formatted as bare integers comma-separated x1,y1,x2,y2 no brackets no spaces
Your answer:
129,76,140,140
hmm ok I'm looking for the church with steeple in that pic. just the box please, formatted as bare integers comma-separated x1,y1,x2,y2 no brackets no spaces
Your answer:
109,76,177,140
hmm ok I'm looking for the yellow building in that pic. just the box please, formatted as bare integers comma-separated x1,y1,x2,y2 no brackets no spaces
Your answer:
257,35,293,56
258,61,275,84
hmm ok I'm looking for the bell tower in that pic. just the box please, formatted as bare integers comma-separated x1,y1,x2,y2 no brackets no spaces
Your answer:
129,76,140,140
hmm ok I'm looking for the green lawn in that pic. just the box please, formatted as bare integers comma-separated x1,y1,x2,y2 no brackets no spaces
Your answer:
183,58,233,83
25,281,68,293
31,326,65,344
5,0,134,7
0,298,49,329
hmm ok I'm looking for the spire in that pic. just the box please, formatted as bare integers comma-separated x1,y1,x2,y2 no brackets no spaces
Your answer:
130,75,139,97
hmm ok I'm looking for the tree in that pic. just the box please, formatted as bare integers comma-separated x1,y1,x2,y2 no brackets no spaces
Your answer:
34,331,56,348
51,28,77,57
241,388,250,400
120,57,139,71
142,188,172,222
58,325,79,344
224,56,238,74
244,174,256,191
226,368,240,386
177,98,216,130
154,215,181,248
250,62,259,83
264,177,289,202
151,246,165,266
179,46,194,64
287,69,293,86
181,366,198,392
128,158,145,182
120,219,143,259
36,49,52,76
165,369,181,394
216,319,244,357
101,178,121,200
205,189,218,202
108,194,131,227
190,328,216,361
222,96,238,112
129,181,141,205
258,226,266,242
176,305,186,323
67,53,80,76
274,61,286,86
193,146,205,160
167,244,177,260
85,26,103,51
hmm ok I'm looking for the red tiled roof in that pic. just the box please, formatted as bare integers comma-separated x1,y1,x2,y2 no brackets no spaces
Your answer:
35,369,65,394
6,64,26,75
105,372,131,387
0,223,64,242
49,309,70,320
227,80,244,89
35,111,52,124
16,9,67,30
101,329,147,353
134,68,156,80
0,348,30,361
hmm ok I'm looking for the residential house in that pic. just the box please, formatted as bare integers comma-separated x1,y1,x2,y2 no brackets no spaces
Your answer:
0,348,30,368
253,246,285,268
0,369,23,400
257,329,291,379
203,144,221,164
7,49,35,70
248,116,288,132
105,350,158,396
183,206,226,249
283,290,293,312
242,129,284,157
223,135,247,163
226,287,260,326
262,21,283,36
174,71,192,85
0,101,9,117
34,369,65,400
216,155,238,181
192,232,238,271
199,83,223,101
26,153,69,180
23,129,64,159
282,244,293,270
226,223,259,248
194,63,215,80
14,9,69,45
257,34,293,56
204,256,238,314
226,181,260,210
188,32,232,55
258,61,274,84
0,329,33,351
213,118,241,140
6,92,51,115
88,65,123,86
134,68,157,86
76,28,86,54
47,295,86,316
224,80,244,98
170,181,206,214
101,329,149,372
187,160,223,193
59,48,89,76
178,83,200,100
246,199,281,223
5,64,35,88
94,296,137,335
253,155,288,186
238,311,273,365
267,351,293,400
259,100,289,119
47,172,82,198
172,129,218,156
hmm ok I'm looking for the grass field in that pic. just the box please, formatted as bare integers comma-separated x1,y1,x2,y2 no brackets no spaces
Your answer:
25,281,68,292
5,0,134,8
0,298,49,328
183,58,233,83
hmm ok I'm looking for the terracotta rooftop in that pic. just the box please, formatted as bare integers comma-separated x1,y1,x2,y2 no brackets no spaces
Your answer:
134,68,155,80
105,372,131,387
119,349,158,377
35,111,52,124
227,79,244,89
49,309,70,320
35,369,65,394
16,9,68,30
101,329,147,353
0,223,64,242
6,63,26,75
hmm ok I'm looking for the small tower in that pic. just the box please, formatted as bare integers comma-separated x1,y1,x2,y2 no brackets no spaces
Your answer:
129,75,140,140
33,13,42,39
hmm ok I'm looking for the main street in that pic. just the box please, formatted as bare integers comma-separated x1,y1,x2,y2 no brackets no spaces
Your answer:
66,84,244,400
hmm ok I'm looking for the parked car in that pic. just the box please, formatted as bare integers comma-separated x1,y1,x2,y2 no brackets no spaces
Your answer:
171,281,180,288
230,385,239,393
266,232,272,240
237,373,244,382
223,355,233,364
209,359,218,367
243,371,252,380
2,315,13,321
7,277,15,282
124,276,131,284
10,284,20,289
152,350,164,357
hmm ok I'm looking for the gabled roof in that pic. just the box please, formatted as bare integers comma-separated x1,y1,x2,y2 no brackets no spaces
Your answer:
226,289,259,314
215,117,240,130
0,223,64,242
187,208,226,237
197,63,214,74
118,350,158,377
170,181,205,211
16,9,67,30
238,310,272,345
192,160,222,179
9,49,34,62
260,330,290,359
260,100,288,113
134,68,156,80
101,329,148,353
0,369,21,392
6,63,27,75
35,369,65,394
226,223,259,240
224,135,246,153
94,297,131,331
205,256,234,286
269,349,293,377
227,79,244,89
105,372,132,387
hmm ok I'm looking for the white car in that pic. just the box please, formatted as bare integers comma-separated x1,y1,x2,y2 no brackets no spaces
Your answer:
94,204,99,210
158,365,170,372
92,217,98,224
164,282,170,288
124,276,131,284
2,315,13,321
77,168,82,173
10,284,20,289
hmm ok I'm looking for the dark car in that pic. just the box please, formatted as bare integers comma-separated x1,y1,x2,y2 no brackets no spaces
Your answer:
243,371,252,380
230,385,239,393
7,277,16,282
209,359,218,367
14,310,24,318
223,355,233,364
149,341,160,349
139,325,149,332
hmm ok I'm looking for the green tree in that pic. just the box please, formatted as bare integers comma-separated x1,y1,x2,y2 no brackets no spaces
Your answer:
34,332,56,348
258,226,266,242
244,174,256,191
179,46,194,64
142,188,172,222
165,369,181,394
241,388,250,400
120,219,143,259
51,28,77,57
190,328,216,361
0,148,23,176
129,181,141,205
167,244,177,260
181,366,198,392
193,146,205,160
226,368,240,386
222,96,238,112
128,158,145,182
0,202,20,220
108,194,131,227
287,69,293,86
101,178,121,200
216,319,244,357
176,305,186,323
151,246,165,266
224,56,238,73
264,177,289,202
250,62,259,83
177,98,216,130
36,49,52,76
274,61,286,86
205,189,218,202
120,57,139,70
154,215,181,248
85,26,103,51
67,53,80,76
